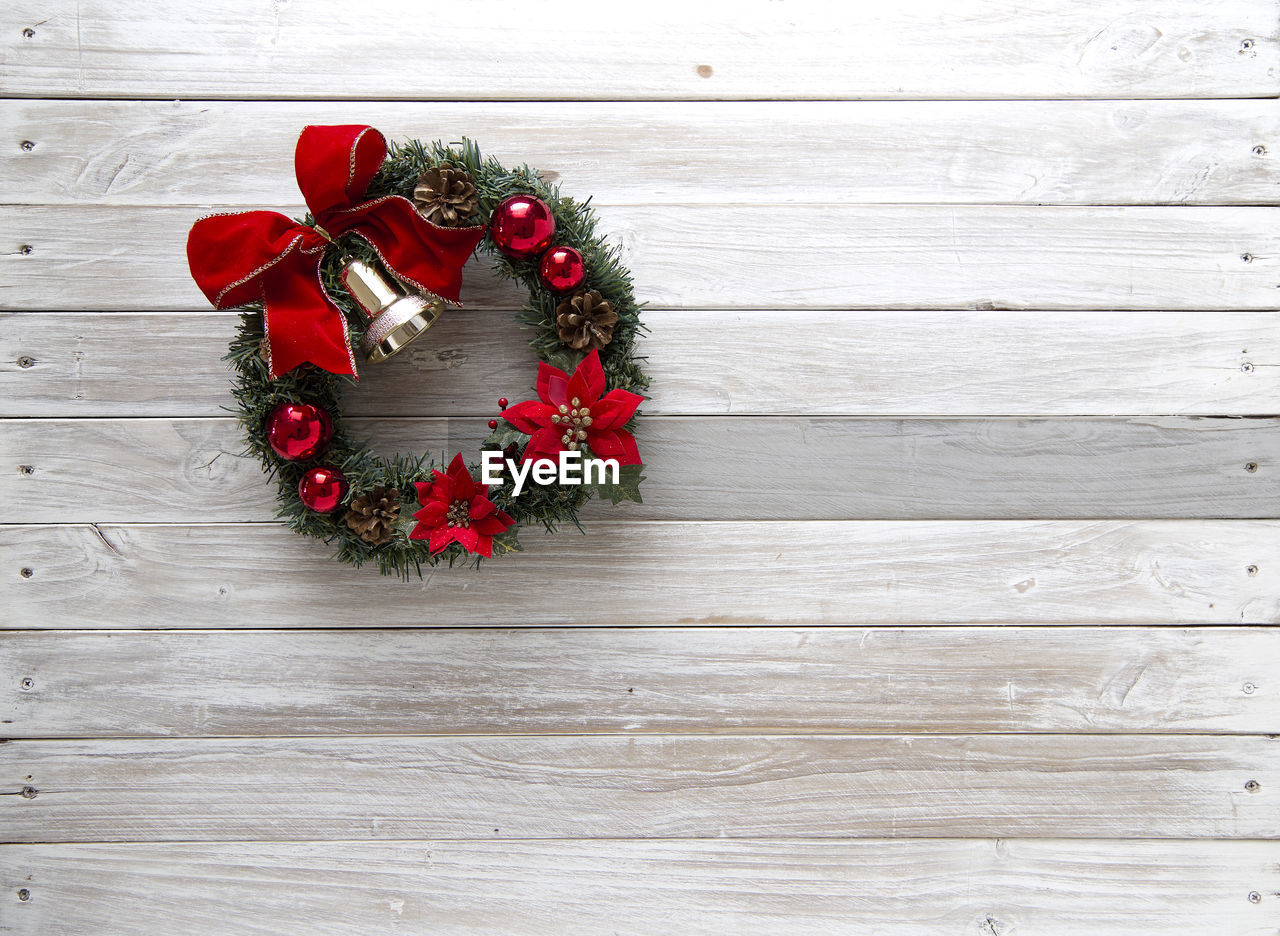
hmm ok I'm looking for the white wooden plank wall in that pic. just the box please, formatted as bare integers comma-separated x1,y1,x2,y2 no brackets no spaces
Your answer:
1,1,1277,933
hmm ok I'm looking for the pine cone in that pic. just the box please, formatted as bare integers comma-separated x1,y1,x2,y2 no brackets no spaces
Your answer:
413,167,479,227
556,290,618,351
344,486,402,546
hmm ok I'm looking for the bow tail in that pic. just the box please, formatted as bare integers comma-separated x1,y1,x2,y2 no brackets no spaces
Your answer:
261,252,358,379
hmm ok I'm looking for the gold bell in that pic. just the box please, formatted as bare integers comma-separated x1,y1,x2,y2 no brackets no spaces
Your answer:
340,259,446,364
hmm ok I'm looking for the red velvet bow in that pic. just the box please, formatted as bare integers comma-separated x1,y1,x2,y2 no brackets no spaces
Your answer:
186,125,486,378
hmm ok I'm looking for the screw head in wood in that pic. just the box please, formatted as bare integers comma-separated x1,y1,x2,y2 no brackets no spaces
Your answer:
18,245,32,255
1245,780,1261,792
19,141,34,152
19,567,33,579
1245,462,1258,473
19,677,33,691
1248,891,1261,904
16,889,29,901
21,27,34,38
1242,38,1255,50
1243,682,1256,693
1241,362,1254,373
19,786,36,799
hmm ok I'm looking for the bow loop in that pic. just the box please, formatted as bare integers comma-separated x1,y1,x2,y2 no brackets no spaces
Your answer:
187,210,353,378
294,125,388,221
188,212,327,310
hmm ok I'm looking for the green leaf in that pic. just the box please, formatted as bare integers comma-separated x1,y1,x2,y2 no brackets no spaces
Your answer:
393,486,424,538
483,424,531,452
395,508,420,538
587,462,645,505
490,527,524,555
541,346,585,374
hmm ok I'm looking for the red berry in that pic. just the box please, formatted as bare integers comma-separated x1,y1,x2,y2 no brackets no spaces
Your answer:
498,397,509,409
488,419,499,430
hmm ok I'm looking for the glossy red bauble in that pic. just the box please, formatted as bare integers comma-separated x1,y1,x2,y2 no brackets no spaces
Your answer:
489,195,556,260
498,397,508,409
298,465,348,513
538,245,586,293
487,419,499,429
265,401,334,461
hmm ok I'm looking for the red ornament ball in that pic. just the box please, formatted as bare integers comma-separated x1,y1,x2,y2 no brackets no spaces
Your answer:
265,401,333,461
498,397,508,409
298,465,348,513
489,194,555,260
488,419,499,429
538,245,586,293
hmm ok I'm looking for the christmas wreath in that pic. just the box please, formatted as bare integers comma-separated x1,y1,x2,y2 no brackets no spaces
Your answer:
186,125,647,576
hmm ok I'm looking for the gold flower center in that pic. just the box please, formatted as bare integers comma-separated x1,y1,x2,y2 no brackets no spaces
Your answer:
446,499,471,528
550,403,592,449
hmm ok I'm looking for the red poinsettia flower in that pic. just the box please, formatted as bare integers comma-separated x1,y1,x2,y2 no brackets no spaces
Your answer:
499,349,644,465
409,452,514,557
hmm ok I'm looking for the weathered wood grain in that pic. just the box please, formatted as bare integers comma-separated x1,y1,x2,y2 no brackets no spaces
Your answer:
2,0,1276,100
5,205,1278,311
3,416,1274,522
3,839,1277,935
2,521,1274,627
6,99,1279,206
1,0,1276,926
2,627,1273,738
2,735,1275,841
5,310,1272,418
